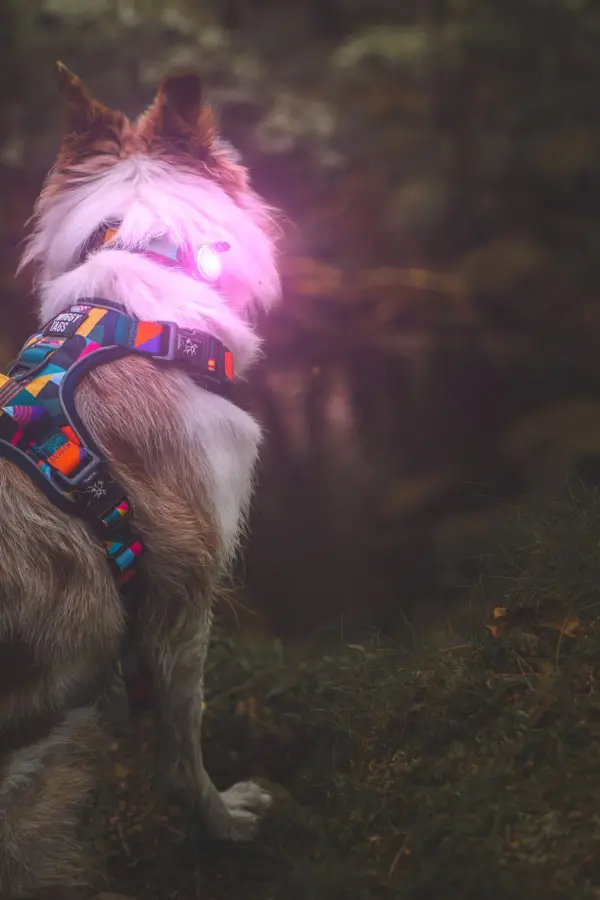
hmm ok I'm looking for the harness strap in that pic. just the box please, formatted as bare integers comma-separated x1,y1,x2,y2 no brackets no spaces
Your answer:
0,301,235,590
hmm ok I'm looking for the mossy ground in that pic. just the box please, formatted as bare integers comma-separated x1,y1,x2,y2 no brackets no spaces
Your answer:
95,481,600,899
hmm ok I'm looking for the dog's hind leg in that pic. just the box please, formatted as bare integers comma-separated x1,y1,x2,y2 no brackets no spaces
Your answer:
0,708,103,900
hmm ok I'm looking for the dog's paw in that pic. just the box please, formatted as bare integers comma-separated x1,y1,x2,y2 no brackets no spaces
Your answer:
210,780,273,841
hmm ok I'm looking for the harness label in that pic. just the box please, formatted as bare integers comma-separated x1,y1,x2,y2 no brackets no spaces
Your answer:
44,312,87,337
178,334,202,358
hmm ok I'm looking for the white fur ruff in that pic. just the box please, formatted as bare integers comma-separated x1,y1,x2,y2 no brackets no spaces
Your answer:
21,155,281,563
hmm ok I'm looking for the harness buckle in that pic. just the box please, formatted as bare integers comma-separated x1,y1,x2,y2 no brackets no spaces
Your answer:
153,322,179,361
53,458,128,525
51,451,104,489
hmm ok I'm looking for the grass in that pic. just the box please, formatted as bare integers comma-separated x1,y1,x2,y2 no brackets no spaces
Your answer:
96,480,600,899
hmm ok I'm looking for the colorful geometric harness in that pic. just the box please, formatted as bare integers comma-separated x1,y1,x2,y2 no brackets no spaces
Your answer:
0,300,235,589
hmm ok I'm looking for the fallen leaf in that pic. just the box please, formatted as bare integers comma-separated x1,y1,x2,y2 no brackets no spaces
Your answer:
486,603,582,638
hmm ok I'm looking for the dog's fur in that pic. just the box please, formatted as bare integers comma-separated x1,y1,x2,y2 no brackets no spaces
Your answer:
0,64,281,898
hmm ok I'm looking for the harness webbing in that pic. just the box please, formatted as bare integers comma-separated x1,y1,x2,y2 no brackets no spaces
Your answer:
0,300,235,588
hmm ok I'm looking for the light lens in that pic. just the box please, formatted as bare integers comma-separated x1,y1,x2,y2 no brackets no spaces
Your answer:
195,245,223,282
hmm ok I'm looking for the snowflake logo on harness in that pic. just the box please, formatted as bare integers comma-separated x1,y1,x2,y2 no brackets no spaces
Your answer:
86,480,107,500
180,338,198,357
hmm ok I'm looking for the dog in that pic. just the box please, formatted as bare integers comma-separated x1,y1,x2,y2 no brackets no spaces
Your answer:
0,62,281,899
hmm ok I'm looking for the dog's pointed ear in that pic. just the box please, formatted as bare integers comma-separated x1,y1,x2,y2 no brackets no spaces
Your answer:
54,61,122,137
161,72,205,130
137,71,215,154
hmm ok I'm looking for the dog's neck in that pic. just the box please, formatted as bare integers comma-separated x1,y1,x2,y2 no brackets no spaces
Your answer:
24,157,281,378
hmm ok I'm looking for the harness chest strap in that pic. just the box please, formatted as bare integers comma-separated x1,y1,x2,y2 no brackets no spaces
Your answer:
0,301,235,589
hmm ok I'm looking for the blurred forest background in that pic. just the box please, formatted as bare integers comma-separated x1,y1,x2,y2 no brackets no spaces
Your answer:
1,0,599,639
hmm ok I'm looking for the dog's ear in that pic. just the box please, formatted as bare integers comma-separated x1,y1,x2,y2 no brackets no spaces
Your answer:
54,61,126,140
137,71,215,155
161,73,205,131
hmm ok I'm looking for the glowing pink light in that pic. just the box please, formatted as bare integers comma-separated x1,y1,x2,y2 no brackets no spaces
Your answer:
196,245,223,282
140,239,231,286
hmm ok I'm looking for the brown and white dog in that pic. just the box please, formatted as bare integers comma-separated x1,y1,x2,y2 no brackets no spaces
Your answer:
0,63,281,899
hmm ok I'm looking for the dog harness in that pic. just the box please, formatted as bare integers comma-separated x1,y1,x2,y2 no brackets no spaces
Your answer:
0,301,235,588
